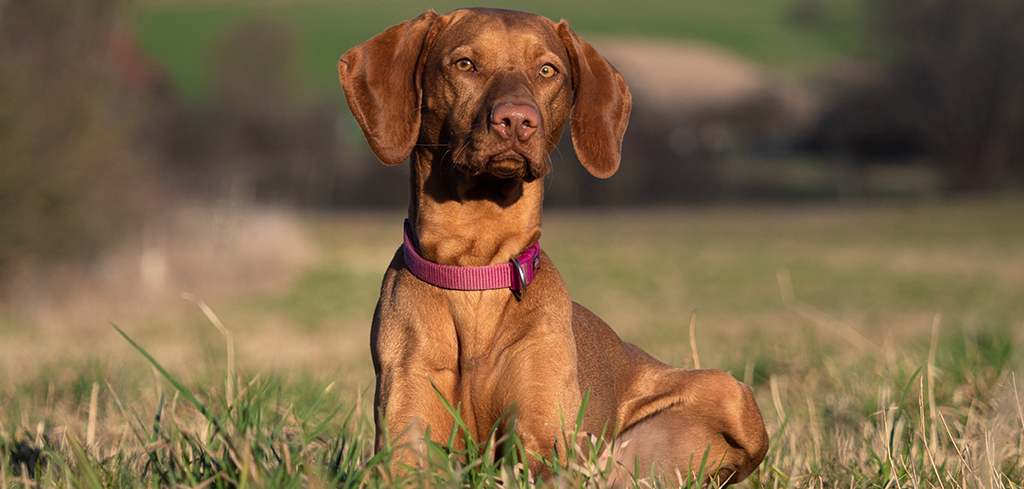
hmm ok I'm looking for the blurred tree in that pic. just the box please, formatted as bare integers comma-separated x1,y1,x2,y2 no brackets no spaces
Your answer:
872,0,1024,192
159,17,349,208
0,0,156,282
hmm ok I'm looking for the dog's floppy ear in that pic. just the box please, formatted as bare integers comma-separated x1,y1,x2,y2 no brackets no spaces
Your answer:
557,22,632,179
339,10,440,166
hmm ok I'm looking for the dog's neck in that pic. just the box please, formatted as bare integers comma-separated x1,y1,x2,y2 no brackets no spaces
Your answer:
407,147,543,268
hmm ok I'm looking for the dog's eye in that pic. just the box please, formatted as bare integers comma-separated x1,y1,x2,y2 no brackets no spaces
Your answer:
539,64,557,78
455,59,475,72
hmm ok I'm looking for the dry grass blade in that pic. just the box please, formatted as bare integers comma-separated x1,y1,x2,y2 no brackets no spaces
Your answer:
770,375,786,424
689,309,701,370
928,313,941,450
182,292,236,408
86,382,99,450
776,268,880,354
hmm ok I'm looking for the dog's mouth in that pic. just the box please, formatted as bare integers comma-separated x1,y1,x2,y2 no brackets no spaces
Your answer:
452,143,547,181
486,151,529,178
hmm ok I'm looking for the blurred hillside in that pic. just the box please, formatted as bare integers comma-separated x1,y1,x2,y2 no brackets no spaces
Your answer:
2,0,1024,298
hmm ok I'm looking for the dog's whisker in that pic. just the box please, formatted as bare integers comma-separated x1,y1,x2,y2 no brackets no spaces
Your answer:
451,140,473,163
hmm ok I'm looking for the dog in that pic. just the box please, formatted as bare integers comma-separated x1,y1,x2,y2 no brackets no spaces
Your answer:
338,8,768,485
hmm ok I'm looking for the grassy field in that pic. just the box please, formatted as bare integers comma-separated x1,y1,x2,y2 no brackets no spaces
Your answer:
132,0,869,104
1,197,1022,486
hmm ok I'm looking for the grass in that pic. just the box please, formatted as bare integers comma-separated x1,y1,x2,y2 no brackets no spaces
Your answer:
131,0,871,104
2,197,1023,486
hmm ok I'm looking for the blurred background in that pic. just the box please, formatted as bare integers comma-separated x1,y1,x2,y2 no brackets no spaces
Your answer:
1,0,1022,381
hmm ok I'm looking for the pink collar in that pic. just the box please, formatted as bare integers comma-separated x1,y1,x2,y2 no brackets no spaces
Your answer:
402,220,541,298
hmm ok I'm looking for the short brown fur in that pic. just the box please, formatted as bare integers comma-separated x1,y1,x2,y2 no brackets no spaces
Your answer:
339,8,768,485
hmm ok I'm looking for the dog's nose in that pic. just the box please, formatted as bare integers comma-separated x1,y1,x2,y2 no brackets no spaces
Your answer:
491,102,539,141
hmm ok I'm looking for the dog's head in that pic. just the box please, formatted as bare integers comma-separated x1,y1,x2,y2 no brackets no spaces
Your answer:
338,8,631,181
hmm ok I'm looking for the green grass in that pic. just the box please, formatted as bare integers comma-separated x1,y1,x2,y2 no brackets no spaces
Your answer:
2,198,1023,486
131,0,870,104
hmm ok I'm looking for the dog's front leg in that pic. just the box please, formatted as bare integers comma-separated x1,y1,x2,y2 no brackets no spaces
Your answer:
371,275,461,472
372,358,459,470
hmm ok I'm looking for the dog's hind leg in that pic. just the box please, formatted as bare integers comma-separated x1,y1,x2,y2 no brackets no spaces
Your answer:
604,369,768,487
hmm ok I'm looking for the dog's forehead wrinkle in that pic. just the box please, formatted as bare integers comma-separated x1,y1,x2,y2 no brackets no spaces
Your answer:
440,12,561,67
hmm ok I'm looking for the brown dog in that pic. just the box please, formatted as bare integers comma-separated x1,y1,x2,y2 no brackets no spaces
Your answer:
339,8,768,485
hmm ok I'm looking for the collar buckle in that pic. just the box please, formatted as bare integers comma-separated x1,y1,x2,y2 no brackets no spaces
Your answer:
510,256,527,301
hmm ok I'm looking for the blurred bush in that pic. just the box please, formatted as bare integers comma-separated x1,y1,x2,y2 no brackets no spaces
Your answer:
0,0,160,285
807,0,1024,193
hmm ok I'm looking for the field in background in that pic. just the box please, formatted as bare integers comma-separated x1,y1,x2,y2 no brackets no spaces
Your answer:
132,0,869,104
2,198,1022,486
